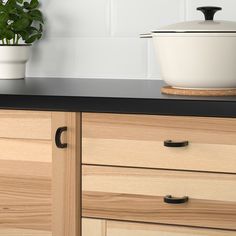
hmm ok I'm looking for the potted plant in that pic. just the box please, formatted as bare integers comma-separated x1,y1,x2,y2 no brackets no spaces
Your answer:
0,0,44,79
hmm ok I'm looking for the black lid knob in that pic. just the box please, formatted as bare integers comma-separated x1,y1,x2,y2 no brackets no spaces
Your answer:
197,6,222,21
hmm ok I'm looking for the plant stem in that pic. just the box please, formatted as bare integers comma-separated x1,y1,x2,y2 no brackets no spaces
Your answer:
13,34,16,44
16,34,20,44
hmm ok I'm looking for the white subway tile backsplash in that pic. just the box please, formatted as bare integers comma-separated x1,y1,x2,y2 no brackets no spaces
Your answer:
74,38,147,79
186,0,236,21
27,37,147,79
28,0,236,80
111,0,185,37
27,38,77,78
43,0,110,38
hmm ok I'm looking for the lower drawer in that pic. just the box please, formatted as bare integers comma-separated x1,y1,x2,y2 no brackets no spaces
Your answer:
82,218,236,236
82,165,236,230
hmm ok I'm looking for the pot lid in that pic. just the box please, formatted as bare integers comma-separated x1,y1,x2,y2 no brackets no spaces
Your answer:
152,6,236,33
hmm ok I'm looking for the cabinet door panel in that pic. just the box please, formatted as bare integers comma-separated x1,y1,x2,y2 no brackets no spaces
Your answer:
0,110,52,235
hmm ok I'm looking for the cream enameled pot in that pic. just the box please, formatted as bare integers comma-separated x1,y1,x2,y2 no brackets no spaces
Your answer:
142,6,236,89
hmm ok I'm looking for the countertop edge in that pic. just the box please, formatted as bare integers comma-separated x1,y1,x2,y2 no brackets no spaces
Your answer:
0,94,235,118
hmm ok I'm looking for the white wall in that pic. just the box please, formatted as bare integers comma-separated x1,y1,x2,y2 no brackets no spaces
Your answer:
26,0,236,79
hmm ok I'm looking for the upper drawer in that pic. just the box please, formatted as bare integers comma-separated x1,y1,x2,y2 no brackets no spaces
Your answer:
82,113,236,173
0,110,51,140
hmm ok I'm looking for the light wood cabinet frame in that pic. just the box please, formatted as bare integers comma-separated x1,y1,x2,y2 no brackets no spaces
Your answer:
52,112,81,236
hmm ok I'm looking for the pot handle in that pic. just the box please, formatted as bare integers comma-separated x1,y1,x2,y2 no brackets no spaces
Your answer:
140,33,152,38
197,6,222,21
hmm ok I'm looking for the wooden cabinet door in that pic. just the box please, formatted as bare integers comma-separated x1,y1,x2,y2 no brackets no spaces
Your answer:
0,110,81,236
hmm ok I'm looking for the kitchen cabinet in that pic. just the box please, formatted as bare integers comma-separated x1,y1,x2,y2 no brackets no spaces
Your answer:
0,78,236,236
0,110,81,236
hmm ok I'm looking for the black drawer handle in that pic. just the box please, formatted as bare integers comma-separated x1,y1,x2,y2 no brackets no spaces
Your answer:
164,195,189,204
55,126,67,149
164,140,189,148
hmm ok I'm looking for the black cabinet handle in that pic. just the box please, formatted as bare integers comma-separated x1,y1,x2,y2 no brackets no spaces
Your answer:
164,140,189,148
164,195,189,204
55,126,67,149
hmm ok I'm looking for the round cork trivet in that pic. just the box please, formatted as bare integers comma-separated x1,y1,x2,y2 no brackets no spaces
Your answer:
161,86,236,96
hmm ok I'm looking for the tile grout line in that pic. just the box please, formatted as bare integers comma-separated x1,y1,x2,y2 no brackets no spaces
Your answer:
109,0,113,37
184,0,188,21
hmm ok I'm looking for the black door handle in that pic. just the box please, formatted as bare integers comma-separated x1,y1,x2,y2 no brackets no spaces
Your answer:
55,126,67,149
164,195,189,204
164,140,189,148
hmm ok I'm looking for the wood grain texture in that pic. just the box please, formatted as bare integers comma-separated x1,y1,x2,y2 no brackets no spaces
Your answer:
82,113,236,144
0,160,51,179
82,165,236,202
0,228,51,236
0,110,51,140
107,220,236,236
82,113,236,173
52,112,81,236
83,138,236,173
82,191,236,230
0,170,51,230
0,138,51,162
0,110,53,235
82,218,106,236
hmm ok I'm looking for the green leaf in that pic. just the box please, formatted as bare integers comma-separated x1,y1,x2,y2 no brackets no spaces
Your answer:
1,28,14,39
29,0,39,9
26,26,38,34
29,9,43,23
0,5,5,11
5,0,16,8
12,17,30,31
25,32,40,43
16,0,23,3
9,13,18,21
23,1,30,9
0,12,8,24
19,30,29,40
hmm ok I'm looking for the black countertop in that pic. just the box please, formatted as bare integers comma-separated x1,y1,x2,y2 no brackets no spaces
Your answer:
0,77,236,117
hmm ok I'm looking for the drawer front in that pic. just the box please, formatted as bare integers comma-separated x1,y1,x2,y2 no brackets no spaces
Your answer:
107,221,236,236
82,218,236,236
82,165,236,230
82,113,236,173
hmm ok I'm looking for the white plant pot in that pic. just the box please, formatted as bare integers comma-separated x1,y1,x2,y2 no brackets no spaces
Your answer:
0,45,31,79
